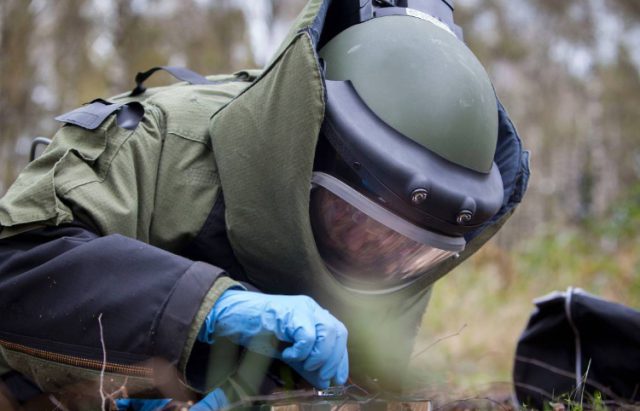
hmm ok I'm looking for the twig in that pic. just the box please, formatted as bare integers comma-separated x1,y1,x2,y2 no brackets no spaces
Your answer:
345,381,371,397
631,384,639,403
432,395,511,411
107,376,129,401
98,313,107,411
334,396,354,411
513,382,555,401
48,394,71,411
412,324,467,359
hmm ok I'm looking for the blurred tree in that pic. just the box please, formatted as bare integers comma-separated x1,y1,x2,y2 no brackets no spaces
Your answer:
457,0,639,245
0,0,36,192
51,0,95,109
599,45,640,184
607,0,640,21
109,0,253,91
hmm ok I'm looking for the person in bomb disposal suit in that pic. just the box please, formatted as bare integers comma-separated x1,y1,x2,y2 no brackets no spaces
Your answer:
0,0,529,409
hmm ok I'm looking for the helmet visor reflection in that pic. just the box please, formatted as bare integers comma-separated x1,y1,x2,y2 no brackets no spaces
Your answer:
310,174,462,290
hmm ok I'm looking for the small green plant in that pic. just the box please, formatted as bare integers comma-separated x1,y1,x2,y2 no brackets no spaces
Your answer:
539,391,621,411
591,392,606,411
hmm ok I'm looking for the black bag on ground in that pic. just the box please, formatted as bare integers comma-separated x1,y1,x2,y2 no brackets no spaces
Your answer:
513,287,640,409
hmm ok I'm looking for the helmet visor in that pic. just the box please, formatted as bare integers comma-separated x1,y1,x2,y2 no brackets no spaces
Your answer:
310,173,464,291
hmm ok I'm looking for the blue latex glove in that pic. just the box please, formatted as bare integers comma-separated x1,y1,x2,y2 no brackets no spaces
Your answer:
115,388,228,411
115,398,171,411
198,290,349,389
190,388,228,411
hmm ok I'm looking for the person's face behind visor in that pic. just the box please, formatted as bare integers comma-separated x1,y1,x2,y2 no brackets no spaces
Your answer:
310,187,455,292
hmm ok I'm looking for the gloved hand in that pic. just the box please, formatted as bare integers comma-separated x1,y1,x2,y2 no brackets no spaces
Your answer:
198,289,349,389
115,398,171,411
115,388,228,411
189,388,228,411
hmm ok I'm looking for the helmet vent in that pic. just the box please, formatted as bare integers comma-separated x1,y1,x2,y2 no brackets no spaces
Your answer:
411,189,429,205
456,211,473,225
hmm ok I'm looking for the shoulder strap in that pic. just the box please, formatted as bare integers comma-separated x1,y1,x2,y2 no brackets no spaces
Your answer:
55,99,144,131
130,66,215,96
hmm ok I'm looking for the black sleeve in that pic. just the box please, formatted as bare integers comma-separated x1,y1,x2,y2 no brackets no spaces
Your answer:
0,224,225,373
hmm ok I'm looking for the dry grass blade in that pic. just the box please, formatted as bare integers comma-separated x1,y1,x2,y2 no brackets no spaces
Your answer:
412,324,467,359
515,356,631,407
98,313,107,411
48,394,70,411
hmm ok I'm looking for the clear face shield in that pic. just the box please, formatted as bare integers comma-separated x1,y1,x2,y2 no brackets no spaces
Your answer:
310,173,465,293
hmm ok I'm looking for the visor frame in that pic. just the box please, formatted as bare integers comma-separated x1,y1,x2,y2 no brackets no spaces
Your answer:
311,172,464,294
312,172,465,252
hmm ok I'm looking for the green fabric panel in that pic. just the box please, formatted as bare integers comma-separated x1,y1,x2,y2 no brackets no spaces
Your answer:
55,105,164,241
0,109,157,239
0,118,113,236
0,345,157,410
210,32,430,391
211,33,326,294
145,83,251,251
150,133,220,251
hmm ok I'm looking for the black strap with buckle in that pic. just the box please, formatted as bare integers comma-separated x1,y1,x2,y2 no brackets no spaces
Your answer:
130,66,216,97
55,99,144,131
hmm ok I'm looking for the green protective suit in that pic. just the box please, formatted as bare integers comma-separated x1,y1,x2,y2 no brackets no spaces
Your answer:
0,0,530,406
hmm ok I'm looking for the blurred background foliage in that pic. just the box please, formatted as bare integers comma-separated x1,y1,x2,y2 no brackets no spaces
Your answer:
1,0,638,398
